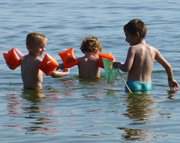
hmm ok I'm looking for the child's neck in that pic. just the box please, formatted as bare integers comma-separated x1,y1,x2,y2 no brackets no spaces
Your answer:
28,52,39,58
130,39,145,46
85,52,98,57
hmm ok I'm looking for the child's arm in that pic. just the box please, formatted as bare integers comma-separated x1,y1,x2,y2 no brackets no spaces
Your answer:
51,63,69,78
51,70,69,77
113,47,135,72
155,49,179,91
51,68,69,78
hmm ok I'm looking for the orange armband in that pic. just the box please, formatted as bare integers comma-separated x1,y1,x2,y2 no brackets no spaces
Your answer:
59,48,78,68
3,48,23,70
98,53,115,68
39,53,59,75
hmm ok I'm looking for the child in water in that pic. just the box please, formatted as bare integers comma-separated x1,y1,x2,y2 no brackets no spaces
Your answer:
113,19,179,93
77,36,103,80
21,32,69,90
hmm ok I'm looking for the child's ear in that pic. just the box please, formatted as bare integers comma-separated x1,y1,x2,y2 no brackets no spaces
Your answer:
136,32,141,40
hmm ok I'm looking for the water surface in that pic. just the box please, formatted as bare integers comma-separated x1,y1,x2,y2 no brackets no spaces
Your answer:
0,0,180,142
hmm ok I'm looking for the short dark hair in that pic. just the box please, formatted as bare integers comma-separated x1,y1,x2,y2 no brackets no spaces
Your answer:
80,36,102,53
124,19,147,40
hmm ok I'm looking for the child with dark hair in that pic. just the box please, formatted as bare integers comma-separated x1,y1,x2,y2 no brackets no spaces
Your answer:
113,19,179,93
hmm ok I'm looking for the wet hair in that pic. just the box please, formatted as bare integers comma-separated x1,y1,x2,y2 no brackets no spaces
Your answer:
80,36,102,53
124,19,147,41
26,32,47,49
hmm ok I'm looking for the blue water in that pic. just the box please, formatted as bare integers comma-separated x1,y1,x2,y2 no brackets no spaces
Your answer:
0,0,180,142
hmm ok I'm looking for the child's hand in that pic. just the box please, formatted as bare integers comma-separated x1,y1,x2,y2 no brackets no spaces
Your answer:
113,62,121,69
63,68,69,72
58,63,65,70
168,79,179,93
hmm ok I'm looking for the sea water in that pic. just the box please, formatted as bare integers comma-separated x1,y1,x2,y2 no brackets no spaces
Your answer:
0,0,180,142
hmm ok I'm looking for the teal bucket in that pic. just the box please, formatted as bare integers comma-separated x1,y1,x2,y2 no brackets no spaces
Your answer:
103,59,118,83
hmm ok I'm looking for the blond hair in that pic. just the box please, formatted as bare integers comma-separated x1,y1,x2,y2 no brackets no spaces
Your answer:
26,32,47,49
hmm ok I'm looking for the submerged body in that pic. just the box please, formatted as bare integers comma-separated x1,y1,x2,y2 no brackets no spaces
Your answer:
125,41,154,82
78,53,100,80
122,41,155,92
21,32,69,92
113,19,179,93
77,36,103,80
21,55,43,90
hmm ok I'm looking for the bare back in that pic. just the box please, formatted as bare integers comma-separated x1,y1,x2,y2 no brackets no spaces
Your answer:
125,42,157,82
78,55,100,80
21,55,43,89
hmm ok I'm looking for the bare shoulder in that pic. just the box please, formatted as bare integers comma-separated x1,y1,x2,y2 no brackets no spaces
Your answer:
77,56,85,63
146,44,161,61
21,55,30,65
129,43,144,55
148,44,159,52
22,54,28,61
22,55,41,66
127,46,136,54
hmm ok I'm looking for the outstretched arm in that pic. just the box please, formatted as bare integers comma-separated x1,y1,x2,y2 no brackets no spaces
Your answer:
155,49,179,91
51,63,69,78
113,47,135,72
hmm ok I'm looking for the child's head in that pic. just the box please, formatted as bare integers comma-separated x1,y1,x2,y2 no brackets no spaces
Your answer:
26,32,48,56
80,36,102,54
124,19,147,45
